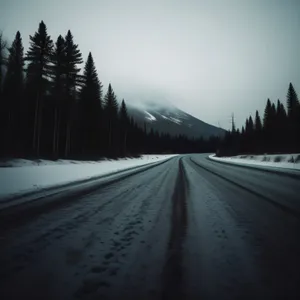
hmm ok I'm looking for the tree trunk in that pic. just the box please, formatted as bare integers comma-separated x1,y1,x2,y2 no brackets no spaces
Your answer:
124,131,127,157
36,97,43,158
65,120,71,158
53,107,58,159
55,110,61,159
5,110,13,156
33,92,40,154
108,120,112,153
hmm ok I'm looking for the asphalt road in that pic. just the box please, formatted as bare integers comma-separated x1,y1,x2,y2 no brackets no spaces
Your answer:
0,154,300,300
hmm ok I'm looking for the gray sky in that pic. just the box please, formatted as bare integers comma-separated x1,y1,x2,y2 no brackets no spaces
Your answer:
1,0,300,129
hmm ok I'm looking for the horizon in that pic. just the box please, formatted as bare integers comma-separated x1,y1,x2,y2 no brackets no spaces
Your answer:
1,0,300,129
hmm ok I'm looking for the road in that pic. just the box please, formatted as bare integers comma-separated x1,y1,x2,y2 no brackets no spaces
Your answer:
0,154,300,300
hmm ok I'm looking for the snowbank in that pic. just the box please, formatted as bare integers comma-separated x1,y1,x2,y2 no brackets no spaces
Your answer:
0,155,177,199
209,153,300,171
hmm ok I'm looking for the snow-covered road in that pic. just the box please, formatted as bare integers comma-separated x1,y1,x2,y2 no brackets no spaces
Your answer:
0,154,300,299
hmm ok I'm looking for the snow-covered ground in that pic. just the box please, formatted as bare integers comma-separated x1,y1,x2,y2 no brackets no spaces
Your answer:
210,153,300,171
144,111,157,121
0,155,177,199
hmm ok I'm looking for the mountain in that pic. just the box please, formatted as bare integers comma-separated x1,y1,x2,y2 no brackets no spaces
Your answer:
126,101,226,139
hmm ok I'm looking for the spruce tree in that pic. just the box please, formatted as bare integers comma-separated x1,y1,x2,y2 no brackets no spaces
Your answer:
3,31,24,156
286,83,299,150
241,126,245,135
275,99,288,152
255,110,262,132
104,84,119,156
287,83,299,119
263,100,277,153
0,32,7,95
50,35,66,158
25,21,53,156
231,113,236,133
78,52,103,157
245,118,249,134
263,98,272,130
119,99,129,156
271,103,276,120
248,116,254,132
0,32,8,157
63,30,83,157
51,35,66,93
64,30,83,96
4,32,24,91
254,110,262,153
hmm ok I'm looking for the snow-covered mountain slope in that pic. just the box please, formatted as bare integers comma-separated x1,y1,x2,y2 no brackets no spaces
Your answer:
127,102,225,139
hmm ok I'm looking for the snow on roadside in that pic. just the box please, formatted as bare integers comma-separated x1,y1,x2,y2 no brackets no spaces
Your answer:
0,155,177,199
210,153,300,171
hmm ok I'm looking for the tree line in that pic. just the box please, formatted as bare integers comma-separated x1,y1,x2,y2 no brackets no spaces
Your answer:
0,21,219,160
218,83,300,156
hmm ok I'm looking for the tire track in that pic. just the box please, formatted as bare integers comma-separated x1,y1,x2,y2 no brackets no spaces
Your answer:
189,157,300,220
161,157,188,300
0,158,173,231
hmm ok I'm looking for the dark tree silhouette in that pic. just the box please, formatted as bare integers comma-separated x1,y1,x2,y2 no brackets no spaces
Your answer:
50,35,66,158
25,21,53,157
255,110,262,132
62,30,83,157
0,32,7,95
77,52,103,158
2,31,24,156
286,83,299,150
248,116,254,133
262,98,273,152
263,99,272,131
275,99,288,152
0,25,222,160
287,83,299,119
219,84,300,156
254,110,262,153
0,32,8,156
119,99,130,157
104,83,119,156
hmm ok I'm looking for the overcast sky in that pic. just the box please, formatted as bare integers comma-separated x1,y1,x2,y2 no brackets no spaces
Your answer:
1,0,299,129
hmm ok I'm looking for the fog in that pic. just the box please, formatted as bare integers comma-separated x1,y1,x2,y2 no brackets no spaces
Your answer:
1,0,299,129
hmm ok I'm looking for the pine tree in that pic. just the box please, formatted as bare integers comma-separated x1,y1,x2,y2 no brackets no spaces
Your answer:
275,99,288,152
254,110,262,153
270,103,277,145
80,52,102,104
231,113,236,133
287,83,299,119
263,98,272,130
26,21,53,87
271,103,276,121
255,110,262,132
104,83,119,156
63,30,83,157
0,32,8,157
286,83,299,151
4,32,24,91
248,116,254,133
78,52,103,157
241,126,245,135
64,30,83,96
50,35,66,158
119,99,129,156
263,99,277,153
25,21,53,156
3,31,24,156
0,32,7,95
